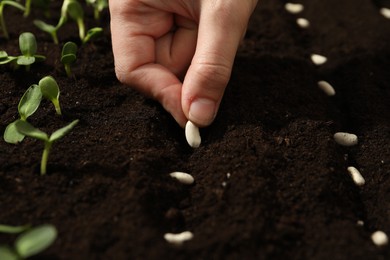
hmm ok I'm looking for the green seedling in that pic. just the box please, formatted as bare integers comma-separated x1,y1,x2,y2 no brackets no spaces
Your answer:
67,0,85,40
82,26,103,44
3,84,42,144
61,41,77,77
1,32,46,70
0,224,57,260
85,0,107,20
17,32,46,71
33,19,59,44
15,119,79,175
33,0,73,44
35,0,102,44
39,76,62,115
0,0,25,39
0,50,17,65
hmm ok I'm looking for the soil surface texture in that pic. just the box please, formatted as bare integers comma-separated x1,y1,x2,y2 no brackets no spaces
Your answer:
1,0,390,259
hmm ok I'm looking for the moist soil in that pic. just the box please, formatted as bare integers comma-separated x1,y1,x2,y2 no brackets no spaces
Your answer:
1,0,390,259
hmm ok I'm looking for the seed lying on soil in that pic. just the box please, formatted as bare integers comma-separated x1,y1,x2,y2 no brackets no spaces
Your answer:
311,54,328,65
185,121,201,148
297,18,310,28
347,166,365,186
317,80,336,96
357,220,364,226
169,172,194,185
164,231,194,245
333,132,358,146
285,3,304,14
380,8,390,19
371,231,389,247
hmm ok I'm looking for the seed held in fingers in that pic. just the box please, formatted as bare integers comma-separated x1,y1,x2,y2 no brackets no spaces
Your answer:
164,231,194,246
311,54,328,65
347,166,365,186
169,172,194,185
285,3,304,14
333,132,358,146
185,121,201,148
318,81,336,96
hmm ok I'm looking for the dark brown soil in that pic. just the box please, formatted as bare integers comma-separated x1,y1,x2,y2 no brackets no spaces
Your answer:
1,0,390,259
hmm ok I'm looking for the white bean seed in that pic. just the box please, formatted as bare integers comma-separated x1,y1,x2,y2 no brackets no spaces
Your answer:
169,172,194,185
164,231,194,246
371,231,389,247
347,166,365,186
318,81,336,96
357,220,364,226
311,54,328,65
380,8,390,19
297,18,310,28
185,121,201,148
333,132,358,146
285,3,304,14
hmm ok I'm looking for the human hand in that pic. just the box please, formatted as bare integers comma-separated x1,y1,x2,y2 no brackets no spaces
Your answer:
109,0,258,127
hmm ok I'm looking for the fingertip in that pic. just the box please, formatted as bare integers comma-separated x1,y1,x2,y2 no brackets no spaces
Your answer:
188,98,217,127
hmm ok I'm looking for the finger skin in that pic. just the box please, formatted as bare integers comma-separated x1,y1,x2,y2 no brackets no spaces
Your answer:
109,0,258,127
182,0,258,127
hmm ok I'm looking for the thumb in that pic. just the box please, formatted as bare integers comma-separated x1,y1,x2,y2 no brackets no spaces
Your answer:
181,1,254,127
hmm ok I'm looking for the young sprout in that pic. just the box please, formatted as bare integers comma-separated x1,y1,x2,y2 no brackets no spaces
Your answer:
17,32,46,71
33,20,59,44
33,0,74,44
0,224,57,260
24,0,32,17
66,0,85,40
39,76,62,115
15,119,79,175
0,51,17,65
0,0,25,39
85,0,108,20
34,0,87,44
3,84,42,144
61,41,77,77
82,27,103,44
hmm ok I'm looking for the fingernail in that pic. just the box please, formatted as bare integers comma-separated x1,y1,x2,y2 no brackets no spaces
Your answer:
189,98,216,126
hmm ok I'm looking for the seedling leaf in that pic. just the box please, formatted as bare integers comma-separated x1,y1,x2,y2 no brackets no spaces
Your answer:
39,76,62,115
3,120,25,144
15,120,48,141
67,1,84,21
39,76,59,102
18,84,42,121
34,54,46,62
49,119,79,142
33,20,59,44
0,224,30,234
61,41,77,64
0,56,17,65
67,1,85,39
0,246,18,260
0,51,7,59
17,56,35,65
15,224,57,258
82,27,103,44
19,32,37,57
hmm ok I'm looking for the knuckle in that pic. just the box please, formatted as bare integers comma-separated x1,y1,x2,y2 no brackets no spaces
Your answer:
193,57,231,86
